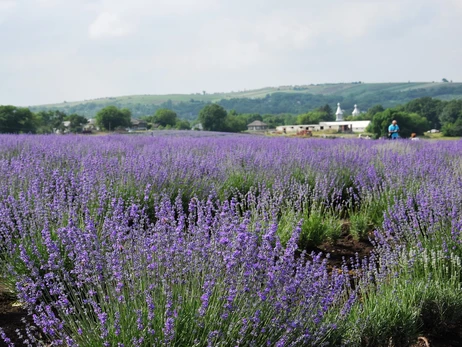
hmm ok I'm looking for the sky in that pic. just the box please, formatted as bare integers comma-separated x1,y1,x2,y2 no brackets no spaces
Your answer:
1,0,461,106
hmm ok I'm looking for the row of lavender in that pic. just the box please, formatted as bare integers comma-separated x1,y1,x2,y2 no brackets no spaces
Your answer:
0,134,461,346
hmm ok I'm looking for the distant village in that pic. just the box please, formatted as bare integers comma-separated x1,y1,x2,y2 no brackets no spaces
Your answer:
247,103,370,135
56,102,370,135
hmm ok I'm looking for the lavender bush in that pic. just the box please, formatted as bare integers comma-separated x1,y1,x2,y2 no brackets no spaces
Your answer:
0,134,461,346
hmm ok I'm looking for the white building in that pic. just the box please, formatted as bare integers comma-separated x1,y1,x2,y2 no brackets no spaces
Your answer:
276,121,370,134
320,120,370,132
276,124,321,133
275,102,370,134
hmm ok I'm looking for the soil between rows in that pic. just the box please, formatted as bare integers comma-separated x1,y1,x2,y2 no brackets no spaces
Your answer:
0,288,30,347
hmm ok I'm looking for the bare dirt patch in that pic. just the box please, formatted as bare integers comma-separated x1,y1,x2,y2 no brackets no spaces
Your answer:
0,288,29,347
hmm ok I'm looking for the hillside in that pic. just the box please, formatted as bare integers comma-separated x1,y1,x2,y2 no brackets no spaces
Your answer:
29,82,462,120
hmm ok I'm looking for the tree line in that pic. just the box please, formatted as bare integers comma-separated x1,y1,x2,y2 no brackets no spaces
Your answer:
2,96,462,137
0,105,191,134
0,106,88,134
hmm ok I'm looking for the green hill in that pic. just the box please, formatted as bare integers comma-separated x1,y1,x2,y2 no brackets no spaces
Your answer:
29,82,462,120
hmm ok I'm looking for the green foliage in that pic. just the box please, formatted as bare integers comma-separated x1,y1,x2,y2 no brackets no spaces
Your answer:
153,108,178,127
296,105,335,124
297,110,330,125
347,275,424,346
65,114,88,133
95,106,131,131
344,248,462,346
225,114,248,132
261,114,286,127
318,103,333,117
35,110,67,133
404,97,443,129
367,104,385,117
0,105,38,134
367,109,429,138
175,119,191,130
198,104,228,131
243,113,262,123
349,213,371,240
299,212,341,248
219,171,257,201
277,210,341,248
439,99,462,125
441,118,462,136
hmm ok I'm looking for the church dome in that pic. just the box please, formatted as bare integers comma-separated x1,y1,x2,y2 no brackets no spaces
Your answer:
336,103,343,121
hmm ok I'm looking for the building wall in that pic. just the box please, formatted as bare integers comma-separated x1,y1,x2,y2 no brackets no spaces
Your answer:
276,121,370,133
248,126,268,131
276,125,321,133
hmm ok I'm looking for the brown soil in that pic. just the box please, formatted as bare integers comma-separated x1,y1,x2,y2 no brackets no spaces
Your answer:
311,221,375,269
411,329,462,347
411,312,462,347
316,233,374,268
0,288,29,347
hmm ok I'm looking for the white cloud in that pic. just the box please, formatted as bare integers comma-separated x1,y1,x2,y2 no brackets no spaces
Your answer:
155,40,262,70
88,12,133,39
35,0,61,6
87,0,216,39
98,0,217,16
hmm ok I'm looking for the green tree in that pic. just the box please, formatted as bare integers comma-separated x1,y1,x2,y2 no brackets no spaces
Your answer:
404,97,443,129
66,114,88,133
36,110,67,133
175,119,191,130
245,113,262,123
154,109,177,127
198,104,228,131
318,104,333,118
439,100,462,125
95,106,131,131
367,109,429,139
121,108,131,120
262,114,285,128
296,110,331,125
225,114,247,132
441,118,462,136
366,104,385,118
0,106,38,133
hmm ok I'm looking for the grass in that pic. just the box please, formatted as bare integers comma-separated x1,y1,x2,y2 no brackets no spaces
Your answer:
422,132,462,140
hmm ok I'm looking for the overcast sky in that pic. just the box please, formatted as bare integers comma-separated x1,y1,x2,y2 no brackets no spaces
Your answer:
1,0,461,106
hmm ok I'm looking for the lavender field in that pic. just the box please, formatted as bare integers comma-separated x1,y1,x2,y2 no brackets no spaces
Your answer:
0,134,462,346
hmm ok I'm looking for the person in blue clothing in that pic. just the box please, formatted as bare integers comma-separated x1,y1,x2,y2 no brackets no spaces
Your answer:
388,120,400,139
